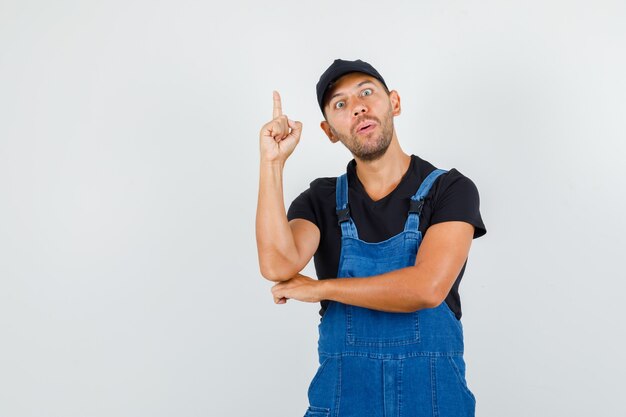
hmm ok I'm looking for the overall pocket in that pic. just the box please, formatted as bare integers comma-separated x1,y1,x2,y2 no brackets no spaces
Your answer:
303,405,330,417
346,306,420,346
307,356,332,400
434,356,476,416
306,356,339,412
447,355,476,404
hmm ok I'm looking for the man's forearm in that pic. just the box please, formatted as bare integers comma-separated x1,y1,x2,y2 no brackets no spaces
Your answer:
319,266,442,313
256,161,300,280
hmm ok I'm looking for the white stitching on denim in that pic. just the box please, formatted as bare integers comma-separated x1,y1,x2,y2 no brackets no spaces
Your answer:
333,356,342,417
398,359,404,417
431,357,439,417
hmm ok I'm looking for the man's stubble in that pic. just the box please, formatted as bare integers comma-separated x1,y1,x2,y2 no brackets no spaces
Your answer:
329,107,395,162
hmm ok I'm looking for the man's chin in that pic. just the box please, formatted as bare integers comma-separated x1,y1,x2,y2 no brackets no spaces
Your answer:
355,145,390,162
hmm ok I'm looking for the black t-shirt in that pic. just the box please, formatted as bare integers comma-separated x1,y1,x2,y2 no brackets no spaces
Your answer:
287,154,486,320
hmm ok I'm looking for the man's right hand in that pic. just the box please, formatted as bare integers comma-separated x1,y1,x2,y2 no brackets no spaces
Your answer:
259,91,302,165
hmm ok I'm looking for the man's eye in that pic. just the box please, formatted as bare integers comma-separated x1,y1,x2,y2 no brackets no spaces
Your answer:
335,101,345,109
362,88,373,96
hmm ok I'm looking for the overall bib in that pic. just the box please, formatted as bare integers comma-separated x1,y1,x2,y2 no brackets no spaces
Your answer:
303,169,476,417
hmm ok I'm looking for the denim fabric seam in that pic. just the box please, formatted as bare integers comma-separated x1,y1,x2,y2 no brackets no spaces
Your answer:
339,232,420,247
398,359,404,417
318,351,464,360
430,357,439,417
336,246,346,278
333,356,342,417
345,304,352,347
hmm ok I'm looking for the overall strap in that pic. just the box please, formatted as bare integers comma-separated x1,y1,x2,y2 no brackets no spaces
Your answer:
335,174,359,238
404,169,448,232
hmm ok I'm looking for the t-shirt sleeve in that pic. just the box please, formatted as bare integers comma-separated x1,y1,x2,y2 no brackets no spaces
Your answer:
430,170,487,239
287,187,318,226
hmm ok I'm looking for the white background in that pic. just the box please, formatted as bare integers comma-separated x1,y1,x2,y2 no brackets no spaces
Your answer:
1,1,625,416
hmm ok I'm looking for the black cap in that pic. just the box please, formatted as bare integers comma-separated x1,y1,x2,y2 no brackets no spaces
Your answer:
316,59,388,114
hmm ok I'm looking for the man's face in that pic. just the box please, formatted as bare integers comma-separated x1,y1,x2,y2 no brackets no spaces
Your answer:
321,73,399,162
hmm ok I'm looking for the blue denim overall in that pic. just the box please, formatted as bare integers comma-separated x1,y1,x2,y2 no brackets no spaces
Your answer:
303,169,476,417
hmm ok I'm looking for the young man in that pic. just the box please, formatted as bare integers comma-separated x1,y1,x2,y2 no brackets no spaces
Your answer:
256,59,486,417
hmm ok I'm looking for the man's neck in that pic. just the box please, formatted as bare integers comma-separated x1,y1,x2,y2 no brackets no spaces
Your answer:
354,135,411,202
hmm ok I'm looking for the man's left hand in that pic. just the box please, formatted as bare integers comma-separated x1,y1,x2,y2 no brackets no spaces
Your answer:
271,274,323,304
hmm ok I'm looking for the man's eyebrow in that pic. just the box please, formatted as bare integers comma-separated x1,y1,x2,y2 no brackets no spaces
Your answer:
357,80,375,88
328,80,376,102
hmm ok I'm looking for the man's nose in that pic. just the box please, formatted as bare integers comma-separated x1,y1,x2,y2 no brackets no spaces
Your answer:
352,101,367,117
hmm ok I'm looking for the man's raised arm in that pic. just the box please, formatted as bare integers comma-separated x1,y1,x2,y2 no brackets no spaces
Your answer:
256,91,320,282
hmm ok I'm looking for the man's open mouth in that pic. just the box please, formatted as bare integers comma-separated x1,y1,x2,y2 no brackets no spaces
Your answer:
356,121,376,134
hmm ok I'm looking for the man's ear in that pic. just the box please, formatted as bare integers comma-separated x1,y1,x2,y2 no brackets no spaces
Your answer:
320,121,340,143
389,90,401,116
